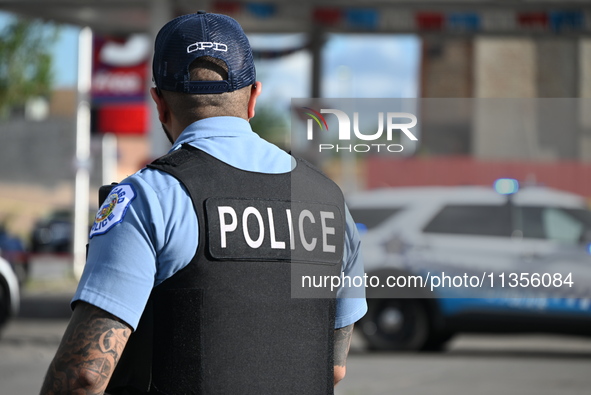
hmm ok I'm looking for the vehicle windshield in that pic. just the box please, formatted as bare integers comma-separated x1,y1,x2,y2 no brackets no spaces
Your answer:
349,207,402,230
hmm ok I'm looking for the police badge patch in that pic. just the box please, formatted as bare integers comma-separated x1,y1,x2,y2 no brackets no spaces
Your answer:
90,184,137,238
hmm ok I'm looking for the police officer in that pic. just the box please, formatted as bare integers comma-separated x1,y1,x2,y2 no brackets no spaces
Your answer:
41,12,366,395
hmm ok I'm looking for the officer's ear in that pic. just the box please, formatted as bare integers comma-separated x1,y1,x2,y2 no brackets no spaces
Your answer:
247,81,262,121
150,87,170,124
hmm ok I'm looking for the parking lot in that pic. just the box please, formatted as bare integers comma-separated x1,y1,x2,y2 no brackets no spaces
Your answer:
2,257,591,395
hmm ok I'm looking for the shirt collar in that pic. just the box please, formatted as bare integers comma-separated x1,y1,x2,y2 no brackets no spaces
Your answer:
171,116,256,151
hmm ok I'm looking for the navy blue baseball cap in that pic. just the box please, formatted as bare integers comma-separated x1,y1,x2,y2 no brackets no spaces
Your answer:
153,12,256,94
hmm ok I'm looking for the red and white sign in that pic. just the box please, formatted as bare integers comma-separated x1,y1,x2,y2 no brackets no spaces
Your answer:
92,34,151,135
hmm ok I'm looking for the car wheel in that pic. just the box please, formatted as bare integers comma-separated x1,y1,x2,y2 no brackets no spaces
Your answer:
0,279,9,328
359,299,429,351
421,331,454,352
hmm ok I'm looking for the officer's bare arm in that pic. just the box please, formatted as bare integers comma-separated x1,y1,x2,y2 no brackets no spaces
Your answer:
333,324,354,385
40,301,131,395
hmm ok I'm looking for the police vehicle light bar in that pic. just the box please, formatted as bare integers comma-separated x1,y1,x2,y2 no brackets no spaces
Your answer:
494,178,519,195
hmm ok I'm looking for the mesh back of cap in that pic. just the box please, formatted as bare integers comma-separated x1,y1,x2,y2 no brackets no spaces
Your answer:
153,13,256,94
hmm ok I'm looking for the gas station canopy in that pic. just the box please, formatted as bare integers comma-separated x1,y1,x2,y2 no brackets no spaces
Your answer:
1,0,591,36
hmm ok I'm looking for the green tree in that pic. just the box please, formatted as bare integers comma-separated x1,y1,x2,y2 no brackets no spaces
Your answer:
250,105,290,151
0,16,57,118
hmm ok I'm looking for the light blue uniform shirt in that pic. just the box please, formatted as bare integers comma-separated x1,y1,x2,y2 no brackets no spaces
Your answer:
74,116,367,330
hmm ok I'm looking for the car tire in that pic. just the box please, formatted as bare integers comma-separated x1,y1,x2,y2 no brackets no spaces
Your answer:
0,279,10,329
359,298,429,351
421,331,454,352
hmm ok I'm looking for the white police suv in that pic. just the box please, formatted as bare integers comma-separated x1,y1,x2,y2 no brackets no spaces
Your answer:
348,180,591,351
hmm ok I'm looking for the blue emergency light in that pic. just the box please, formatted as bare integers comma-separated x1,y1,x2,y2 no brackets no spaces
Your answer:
494,178,519,195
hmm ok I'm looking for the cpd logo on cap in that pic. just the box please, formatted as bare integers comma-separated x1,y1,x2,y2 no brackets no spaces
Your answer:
187,41,228,53
302,107,418,153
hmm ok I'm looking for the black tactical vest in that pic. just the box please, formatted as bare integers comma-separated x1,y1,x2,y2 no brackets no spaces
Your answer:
107,145,345,395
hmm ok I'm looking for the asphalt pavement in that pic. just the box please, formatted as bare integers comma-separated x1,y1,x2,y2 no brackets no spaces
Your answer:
2,257,591,395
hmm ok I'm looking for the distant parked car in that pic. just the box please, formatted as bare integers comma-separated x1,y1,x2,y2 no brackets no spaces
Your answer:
30,210,74,253
348,181,591,351
0,255,19,335
30,209,96,254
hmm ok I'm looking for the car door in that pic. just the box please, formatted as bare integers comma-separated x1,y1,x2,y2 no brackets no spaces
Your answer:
416,203,524,276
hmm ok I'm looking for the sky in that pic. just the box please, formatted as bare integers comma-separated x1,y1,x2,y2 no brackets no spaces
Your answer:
0,11,420,108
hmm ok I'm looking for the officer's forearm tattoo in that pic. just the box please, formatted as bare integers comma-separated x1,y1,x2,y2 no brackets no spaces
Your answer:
40,302,131,395
333,324,354,367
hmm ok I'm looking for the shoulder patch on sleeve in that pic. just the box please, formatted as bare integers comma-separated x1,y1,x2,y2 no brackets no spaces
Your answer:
90,183,137,238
